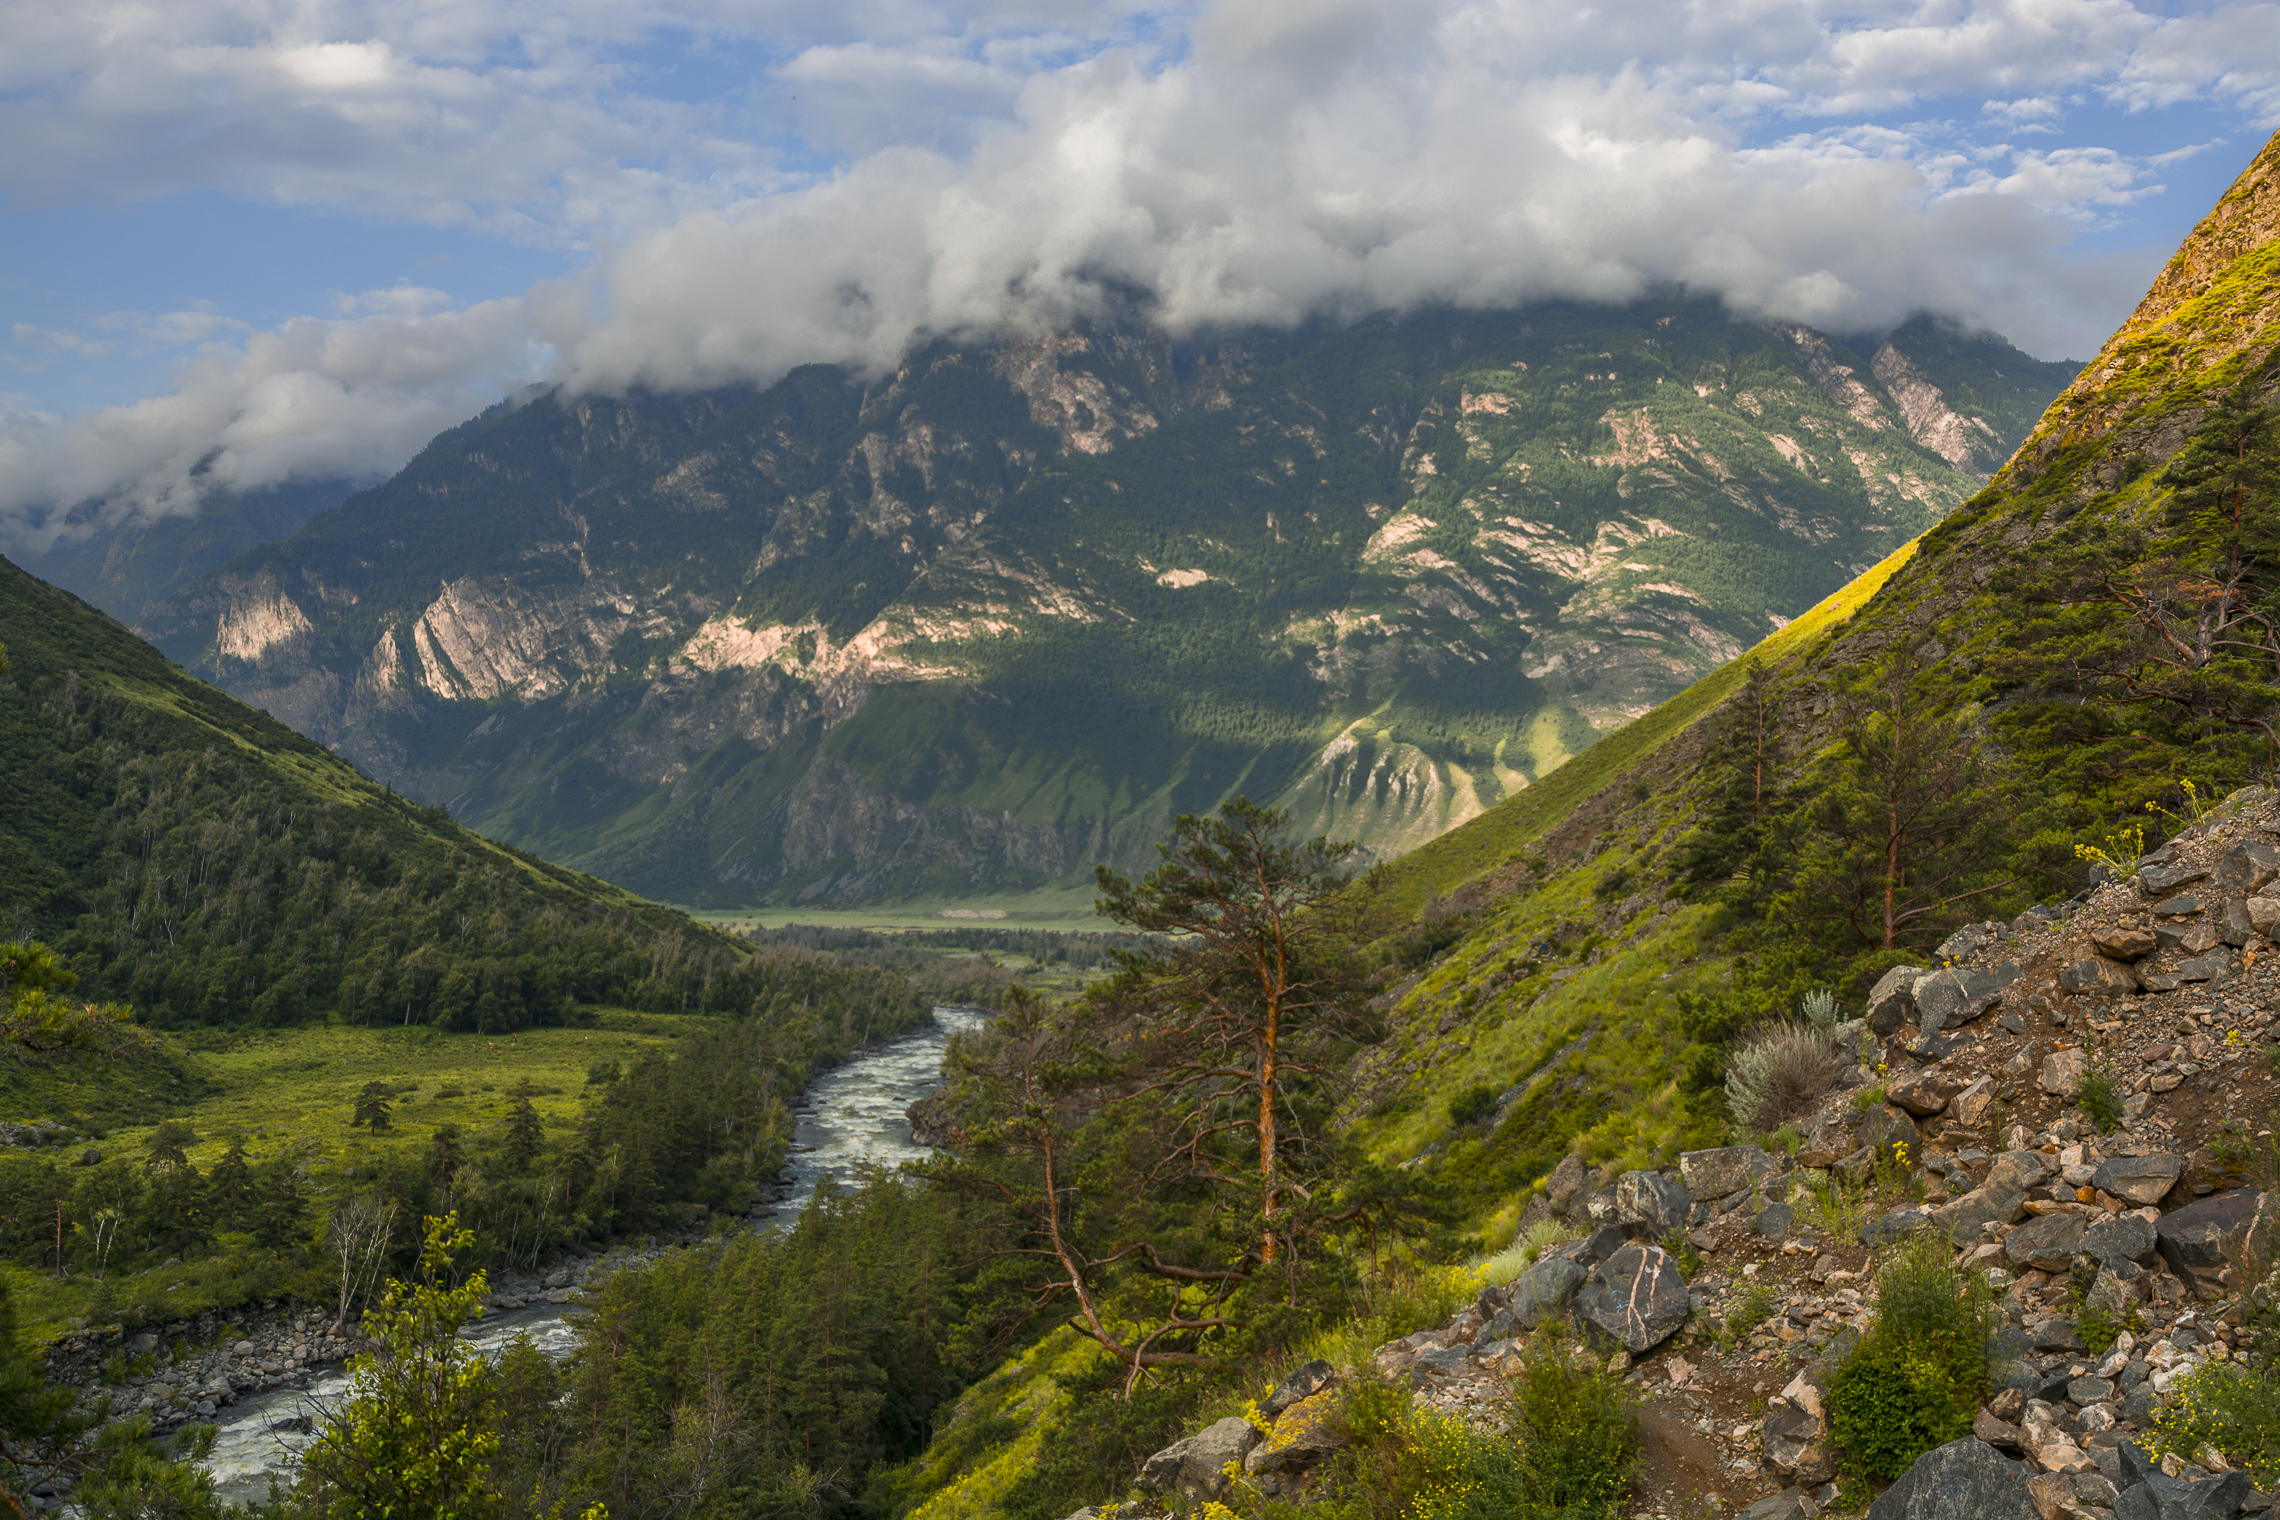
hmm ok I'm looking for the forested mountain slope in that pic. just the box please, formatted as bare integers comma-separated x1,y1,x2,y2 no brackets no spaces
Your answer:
136,306,2075,907
0,555,863,1029
1344,127,2280,1199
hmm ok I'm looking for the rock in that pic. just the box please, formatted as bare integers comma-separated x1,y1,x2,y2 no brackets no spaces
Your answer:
1859,1103,1919,1158
1139,1416,1260,1506
1863,1206,1929,1245
2033,1318,2086,1353
2084,1213,2161,1267
2006,1213,2088,1272
1584,1224,1630,1261
1739,1496,1808,1520
2042,1048,2092,1097
2093,1155,2185,1208
2177,951,2234,983
1936,922,1998,961
1866,1435,2038,1520
2157,1189,2271,1283
1926,1153,2041,1245
2094,925,2160,961
1502,1256,1587,1330
2068,1376,2116,1406
1953,1077,1999,1128
1261,1359,1335,1419
1615,1170,1693,1233
1573,1244,1691,1354
1977,1407,2026,1449
2220,899,2260,948
2249,896,2280,940
1245,1389,1346,1479
76,1147,100,1167
2215,841,2280,895
1868,965,1927,1034
1679,1146,1773,1199
1545,1153,1589,1209
1763,1365,1835,1483
1758,1201,1795,1240
2114,1467,2252,1519
2060,957,2142,996
2141,862,2212,894
1889,1067,1969,1117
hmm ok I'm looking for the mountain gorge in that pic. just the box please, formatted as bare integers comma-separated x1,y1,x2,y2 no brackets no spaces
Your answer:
129,304,2075,907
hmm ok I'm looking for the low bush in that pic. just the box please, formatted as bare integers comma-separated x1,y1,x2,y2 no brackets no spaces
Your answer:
2078,1063,2124,1134
1448,1084,1501,1127
1725,1024,1845,1132
1505,1336,1639,1517
1827,1233,1999,1479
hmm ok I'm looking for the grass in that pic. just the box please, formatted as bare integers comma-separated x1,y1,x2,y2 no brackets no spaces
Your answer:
1374,535,1922,919
0,1011,697,1342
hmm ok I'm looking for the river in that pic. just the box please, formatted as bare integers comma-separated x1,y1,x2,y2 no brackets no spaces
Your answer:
200,1005,990,1503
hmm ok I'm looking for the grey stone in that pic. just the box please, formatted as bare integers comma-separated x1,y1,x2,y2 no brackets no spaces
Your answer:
2005,1212,2087,1272
2157,1188,2271,1277
1573,1244,1691,1353
1738,1496,1807,1520
1504,1256,1588,1330
2094,1154,2185,1208
1757,1201,1794,1240
1545,1152,1589,1208
2156,896,2209,920
2140,862,2213,894
2121,1384,2160,1424
1887,1066,1968,1117
2033,1318,2087,1352
2068,1376,2116,1405
1582,1186,1618,1225
2221,898,2260,948
1867,964,1926,1035
2214,841,2280,895
1863,1206,1929,1246
2177,951,2234,983
1261,1359,1335,1419
2115,1467,2253,1519
2061,956,2143,996
1926,1175,2031,1245
1584,1224,1630,1261
1936,923,1998,961
1679,1146,1773,1199
1763,1367,1835,1484
1615,1170,1693,1233
1245,1389,1346,1478
1139,1416,1260,1506
1864,1436,2037,1520
2250,896,2280,940
1858,1102,1918,1158
2042,1047,2093,1096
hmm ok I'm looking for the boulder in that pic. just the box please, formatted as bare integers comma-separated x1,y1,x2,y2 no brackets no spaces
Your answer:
1139,1416,1260,1506
1925,1150,2046,1245
2159,922,2223,954
1915,967,2011,1032
1936,923,1999,961
1859,1103,1919,1158
1679,1146,1773,1200
1615,1170,1693,1233
2249,896,2280,940
1261,1359,1335,1419
2042,1048,2092,1098
2156,1189,2271,1282
2113,1466,2252,1519
2139,862,2212,894
2176,951,2233,983
1245,1389,1346,1480
2092,1155,2184,1208
2059,957,2142,996
1868,965,1926,1034
1863,1206,1930,1245
1500,1256,1587,1332
1545,1153,1589,1209
1952,1077,1998,1127
2219,899,2259,948
1762,1364,1834,1483
2093,924,2160,961
2005,1212,2088,1273
1573,1244,1691,1354
2213,841,2280,895
1889,1067,1969,1118
1757,1201,1795,1240
1865,1436,2037,1520
2083,1212,2160,1266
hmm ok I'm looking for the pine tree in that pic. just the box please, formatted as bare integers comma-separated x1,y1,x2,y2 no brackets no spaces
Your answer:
252,1155,309,1251
352,1082,394,1132
505,1085,544,1173
206,1134,253,1231
1673,659,1789,899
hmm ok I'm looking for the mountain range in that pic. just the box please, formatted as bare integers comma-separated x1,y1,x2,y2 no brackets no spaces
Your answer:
40,302,2076,908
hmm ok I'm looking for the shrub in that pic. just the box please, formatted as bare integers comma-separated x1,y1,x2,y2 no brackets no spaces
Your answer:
2078,1064,2123,1134
1505,1338,1639,1519
1799,989,1839,1029
1448,1084,1501,1128
1827,1233,1999,1479
1720,1282,1778,1348
1726,1024,1844,1133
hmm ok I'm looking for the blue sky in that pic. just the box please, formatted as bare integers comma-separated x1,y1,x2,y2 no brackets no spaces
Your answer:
2,0,2277,542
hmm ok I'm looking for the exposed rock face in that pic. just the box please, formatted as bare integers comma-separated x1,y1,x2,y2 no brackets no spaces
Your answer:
1573,1244,1691,1353
1138,1416,1258,1506
1679,1146,1772,1199
1865,1436,2036,1520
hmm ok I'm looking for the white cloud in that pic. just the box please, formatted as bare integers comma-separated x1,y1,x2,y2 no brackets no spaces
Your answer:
2,0,2274,552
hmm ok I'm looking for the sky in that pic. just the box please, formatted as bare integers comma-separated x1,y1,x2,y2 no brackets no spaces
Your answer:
1,0,2277,551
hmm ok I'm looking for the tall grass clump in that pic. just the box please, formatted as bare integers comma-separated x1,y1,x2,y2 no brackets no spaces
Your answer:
1726,1023,1845,1133
1827,1233,2000,1479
